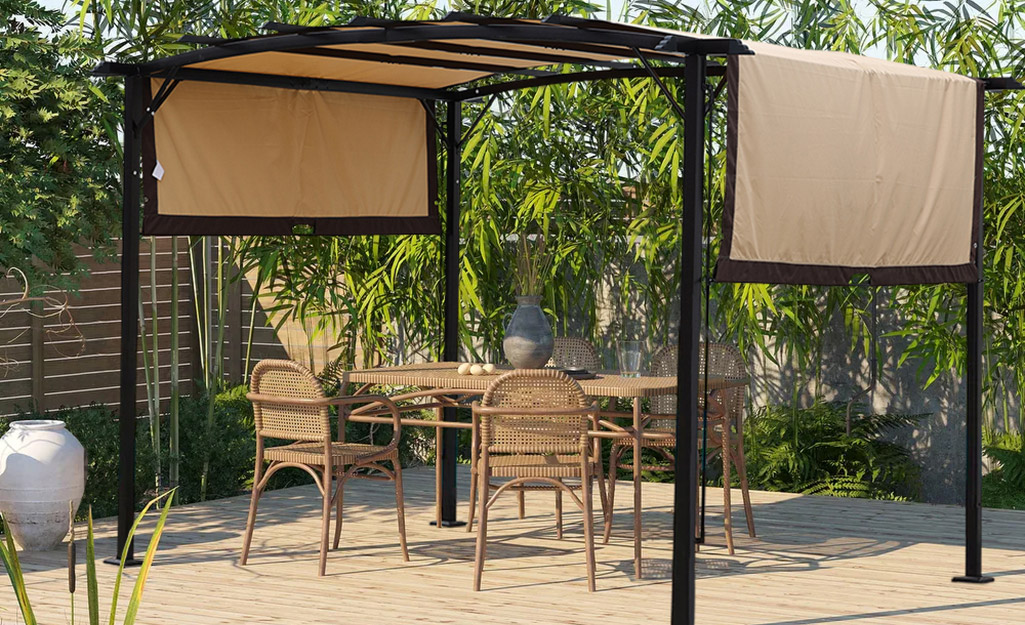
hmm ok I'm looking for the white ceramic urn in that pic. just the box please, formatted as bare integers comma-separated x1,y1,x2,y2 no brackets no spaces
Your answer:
0,420,85,551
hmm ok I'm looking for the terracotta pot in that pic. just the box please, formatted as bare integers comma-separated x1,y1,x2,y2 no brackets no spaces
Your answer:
0,420,85,551
503,295,554,369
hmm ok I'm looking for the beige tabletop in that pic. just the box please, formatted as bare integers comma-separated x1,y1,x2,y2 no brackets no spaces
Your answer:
347,361,746,398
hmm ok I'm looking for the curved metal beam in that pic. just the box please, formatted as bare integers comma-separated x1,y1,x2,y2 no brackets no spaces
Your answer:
94,22,739,79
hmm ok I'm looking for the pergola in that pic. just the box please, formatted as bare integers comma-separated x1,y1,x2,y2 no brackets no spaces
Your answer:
94,13,1022,625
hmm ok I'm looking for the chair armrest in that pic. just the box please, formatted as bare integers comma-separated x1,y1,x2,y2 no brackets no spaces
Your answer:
330,395,403,451
247,393,403,450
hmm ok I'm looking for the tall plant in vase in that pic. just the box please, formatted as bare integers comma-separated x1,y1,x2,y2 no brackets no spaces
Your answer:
503,235,554,369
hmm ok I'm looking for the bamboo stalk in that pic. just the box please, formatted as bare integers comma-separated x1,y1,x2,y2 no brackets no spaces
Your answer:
136,295,155,442
187,236,207,385
149,237,162,492
200,237,229,501
169,235,180,490
242,272,261,385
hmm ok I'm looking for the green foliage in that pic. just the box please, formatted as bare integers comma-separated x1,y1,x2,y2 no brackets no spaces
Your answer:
982,429,1025,508
982,472,1025,510
743,399,927,500
0,0,120,291
4,388,256,516
70,0,1025,423
0,518,35,623
0,492,174,625
173,386,257,503
58,0,1025,503
984,429,1025,488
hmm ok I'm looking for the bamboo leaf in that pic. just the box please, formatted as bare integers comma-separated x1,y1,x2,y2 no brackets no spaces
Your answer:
0,519,36,625
108,490,173,625
122,491,175,625
86,507,99,625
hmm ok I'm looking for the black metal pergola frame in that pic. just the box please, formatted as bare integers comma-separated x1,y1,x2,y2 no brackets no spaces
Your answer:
94,13,1021,625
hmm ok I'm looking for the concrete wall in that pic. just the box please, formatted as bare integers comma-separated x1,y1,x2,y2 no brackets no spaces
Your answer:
747,309,969,505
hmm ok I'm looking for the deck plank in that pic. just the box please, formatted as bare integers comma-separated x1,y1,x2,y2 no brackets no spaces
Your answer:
4,466,1024,624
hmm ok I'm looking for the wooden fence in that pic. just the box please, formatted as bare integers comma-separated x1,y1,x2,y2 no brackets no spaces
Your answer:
0,237,289,417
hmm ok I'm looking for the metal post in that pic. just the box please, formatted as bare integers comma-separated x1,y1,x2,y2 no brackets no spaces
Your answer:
671,54,706,625
953,122,993,583
436,99,464,527
108,75,143,566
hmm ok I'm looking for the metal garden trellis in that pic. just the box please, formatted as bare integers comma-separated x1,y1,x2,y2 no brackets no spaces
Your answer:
93,13,1021,625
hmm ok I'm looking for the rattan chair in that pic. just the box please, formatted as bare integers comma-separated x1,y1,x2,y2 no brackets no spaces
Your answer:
494,336,603,521
240,359,408,576
469,369,603,591
547,336,602,371
603,344,755,555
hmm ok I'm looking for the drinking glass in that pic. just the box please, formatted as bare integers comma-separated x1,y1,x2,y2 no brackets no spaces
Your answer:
617,341,643,378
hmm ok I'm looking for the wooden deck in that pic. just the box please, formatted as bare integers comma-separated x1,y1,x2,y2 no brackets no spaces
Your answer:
8,466,1025,624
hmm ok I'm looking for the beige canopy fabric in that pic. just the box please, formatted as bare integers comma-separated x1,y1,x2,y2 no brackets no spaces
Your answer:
141,79,438,235
125,16,986,264
716,41,983,285
131,17,731,235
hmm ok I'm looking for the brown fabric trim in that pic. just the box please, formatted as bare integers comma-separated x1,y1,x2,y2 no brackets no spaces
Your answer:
719,56,739,262
142,214,441,236
141,84,441,237
715,258,978,286
971,79,985,278
715,57,981,287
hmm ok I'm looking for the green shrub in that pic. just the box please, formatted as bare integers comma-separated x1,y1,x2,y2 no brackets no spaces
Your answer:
982,430,1025,510
743,399,926,501
171,386,258,503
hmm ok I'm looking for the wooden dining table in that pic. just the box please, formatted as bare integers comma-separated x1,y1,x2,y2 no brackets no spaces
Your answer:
342,361,748,578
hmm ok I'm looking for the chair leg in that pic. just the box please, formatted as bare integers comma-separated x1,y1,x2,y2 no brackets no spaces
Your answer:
734,423,756,538
582,475,596,593
240,483,262,565
555,485,563,539
603,445,621,544
593,436,610,526
721,426,735,556
394,459,409,562
467,420,479,532
517,489,526,519
473,466,490,591
332,477,344,550
466,468,478,532
318,467,332,576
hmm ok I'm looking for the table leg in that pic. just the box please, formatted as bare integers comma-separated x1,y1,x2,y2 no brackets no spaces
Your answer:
633,397,643,579
434,406,443,528
431,402,466,528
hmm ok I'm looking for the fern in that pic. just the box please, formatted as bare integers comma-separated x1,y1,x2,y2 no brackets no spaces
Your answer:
984,431,1025,490
743,399,927,500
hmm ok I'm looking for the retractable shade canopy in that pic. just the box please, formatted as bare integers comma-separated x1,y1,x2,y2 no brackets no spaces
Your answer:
97,13,991,286
96,14,747,237
716,42,984,286
140,79,439,235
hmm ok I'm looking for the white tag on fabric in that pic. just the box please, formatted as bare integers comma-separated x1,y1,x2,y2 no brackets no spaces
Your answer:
152,160,165,180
